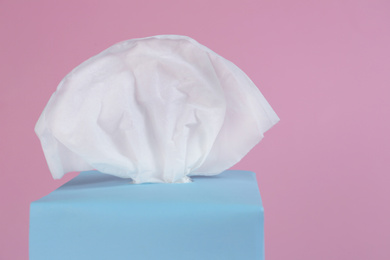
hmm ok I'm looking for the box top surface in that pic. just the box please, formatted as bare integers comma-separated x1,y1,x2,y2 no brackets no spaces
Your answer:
33,170,262,209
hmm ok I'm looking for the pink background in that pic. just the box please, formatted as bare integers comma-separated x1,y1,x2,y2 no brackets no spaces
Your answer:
1,0,389,259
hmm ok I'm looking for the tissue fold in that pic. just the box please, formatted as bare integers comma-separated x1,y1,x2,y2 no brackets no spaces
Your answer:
35,35,279,183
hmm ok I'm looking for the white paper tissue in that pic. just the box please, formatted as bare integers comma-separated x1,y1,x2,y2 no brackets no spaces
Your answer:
35,35,279,183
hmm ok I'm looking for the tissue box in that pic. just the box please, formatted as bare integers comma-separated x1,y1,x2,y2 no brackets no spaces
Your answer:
29,170,264,260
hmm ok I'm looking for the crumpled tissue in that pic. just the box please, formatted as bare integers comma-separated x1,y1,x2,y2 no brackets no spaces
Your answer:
35,35,280,183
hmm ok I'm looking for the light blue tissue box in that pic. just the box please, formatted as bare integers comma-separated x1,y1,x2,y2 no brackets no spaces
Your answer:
29,170,264,260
